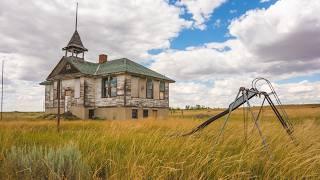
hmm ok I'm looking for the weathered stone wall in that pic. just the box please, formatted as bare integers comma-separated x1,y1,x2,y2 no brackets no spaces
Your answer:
45,74,171,115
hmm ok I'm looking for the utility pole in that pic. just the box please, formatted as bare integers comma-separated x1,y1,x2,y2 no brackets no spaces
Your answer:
1,60,4,120
57,79,61,132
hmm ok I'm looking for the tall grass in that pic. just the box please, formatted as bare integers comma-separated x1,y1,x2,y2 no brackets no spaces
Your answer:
0,105,319,179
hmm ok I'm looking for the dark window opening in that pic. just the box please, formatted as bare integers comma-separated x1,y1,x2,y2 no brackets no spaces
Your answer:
102,76,117,98
146,79,153,99
132,109,138,119
160,81,165,100
143,109,148,118
89,109,95,119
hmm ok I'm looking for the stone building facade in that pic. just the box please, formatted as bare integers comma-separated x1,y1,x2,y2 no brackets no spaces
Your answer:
40,27,174,120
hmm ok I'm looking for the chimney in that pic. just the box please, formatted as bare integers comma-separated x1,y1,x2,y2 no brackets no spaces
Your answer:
99,54,108,63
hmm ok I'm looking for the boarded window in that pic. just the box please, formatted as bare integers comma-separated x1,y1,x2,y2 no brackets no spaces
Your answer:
131,77,139,98
74,78,80,98
146,79,153,99
102,76,117,98
143,109,148,118
132,109,138,119
160,81,165,100
139,78,146,98
49,85,54,101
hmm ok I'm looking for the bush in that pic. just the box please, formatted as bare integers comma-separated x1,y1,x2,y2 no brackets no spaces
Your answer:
3,144,89,179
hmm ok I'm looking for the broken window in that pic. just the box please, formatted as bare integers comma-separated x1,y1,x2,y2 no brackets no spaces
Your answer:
160,81,165,100
146,79,153,99
110,77,117,97
143,109,148,118
102,76,117,98
132,109,138,119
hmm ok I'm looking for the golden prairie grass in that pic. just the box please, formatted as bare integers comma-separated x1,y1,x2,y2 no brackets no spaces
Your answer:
0,104,319,179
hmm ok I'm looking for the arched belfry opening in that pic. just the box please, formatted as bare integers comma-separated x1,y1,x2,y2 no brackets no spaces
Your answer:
62,3,88,59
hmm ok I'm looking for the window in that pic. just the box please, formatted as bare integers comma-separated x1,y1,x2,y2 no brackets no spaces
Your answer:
66,64,71,70
131,77,139,98
160,81,165,100
146,79,153,99
143,109,148,118
89,109,95,119
102,78,107,97
110,77,117,97
102,76,117,97
49,85,54,101
132,109,138,119
74,78,80,98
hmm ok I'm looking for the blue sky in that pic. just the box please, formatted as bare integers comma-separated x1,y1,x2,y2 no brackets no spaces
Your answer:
151,0,320,88
0,0,319,111
170,0,277,49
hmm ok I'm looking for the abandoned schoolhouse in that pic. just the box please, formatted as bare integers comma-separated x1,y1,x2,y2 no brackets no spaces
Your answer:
40,9,174,120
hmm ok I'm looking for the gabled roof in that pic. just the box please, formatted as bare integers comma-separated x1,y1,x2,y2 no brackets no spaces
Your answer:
62,30,88,51
45,56,175,82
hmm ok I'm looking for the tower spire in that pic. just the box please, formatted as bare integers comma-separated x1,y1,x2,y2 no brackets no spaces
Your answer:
62,2,87,59
75,2,78,31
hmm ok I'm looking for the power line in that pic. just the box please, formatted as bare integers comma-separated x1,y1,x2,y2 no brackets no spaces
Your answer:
1,60,4,120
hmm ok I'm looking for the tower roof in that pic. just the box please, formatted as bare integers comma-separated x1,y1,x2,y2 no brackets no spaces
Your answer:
62,30,88,52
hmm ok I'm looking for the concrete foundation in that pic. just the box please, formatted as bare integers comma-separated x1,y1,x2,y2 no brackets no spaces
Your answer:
45,106,169,120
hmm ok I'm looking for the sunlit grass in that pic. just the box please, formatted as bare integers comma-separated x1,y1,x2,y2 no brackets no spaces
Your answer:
0,105,319,179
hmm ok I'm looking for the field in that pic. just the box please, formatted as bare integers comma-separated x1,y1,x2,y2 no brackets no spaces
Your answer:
0,104,320,179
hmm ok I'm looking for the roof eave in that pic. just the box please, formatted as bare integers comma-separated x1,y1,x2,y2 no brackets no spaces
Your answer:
39,81,52,85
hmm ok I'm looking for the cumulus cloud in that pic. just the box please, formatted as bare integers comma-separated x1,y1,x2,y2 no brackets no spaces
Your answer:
176,0,227,30
170,79,320,108
0,0,319,111
151,0,320,108
153,0,320,76
0,0,190,111
229,0,320,61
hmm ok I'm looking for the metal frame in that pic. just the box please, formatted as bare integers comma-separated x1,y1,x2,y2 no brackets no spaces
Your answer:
183,78,297,149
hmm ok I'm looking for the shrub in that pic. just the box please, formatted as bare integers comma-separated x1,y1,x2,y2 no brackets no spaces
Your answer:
3,144,89,179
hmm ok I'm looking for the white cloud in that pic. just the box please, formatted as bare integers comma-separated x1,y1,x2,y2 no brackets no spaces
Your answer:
169,79,320,108
213,19,222,28
0,0,190,111
0,0,319,111
229,9,237,14
229,0,320,61
260,0,271,3
176,0,227,30
151,0,320,108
